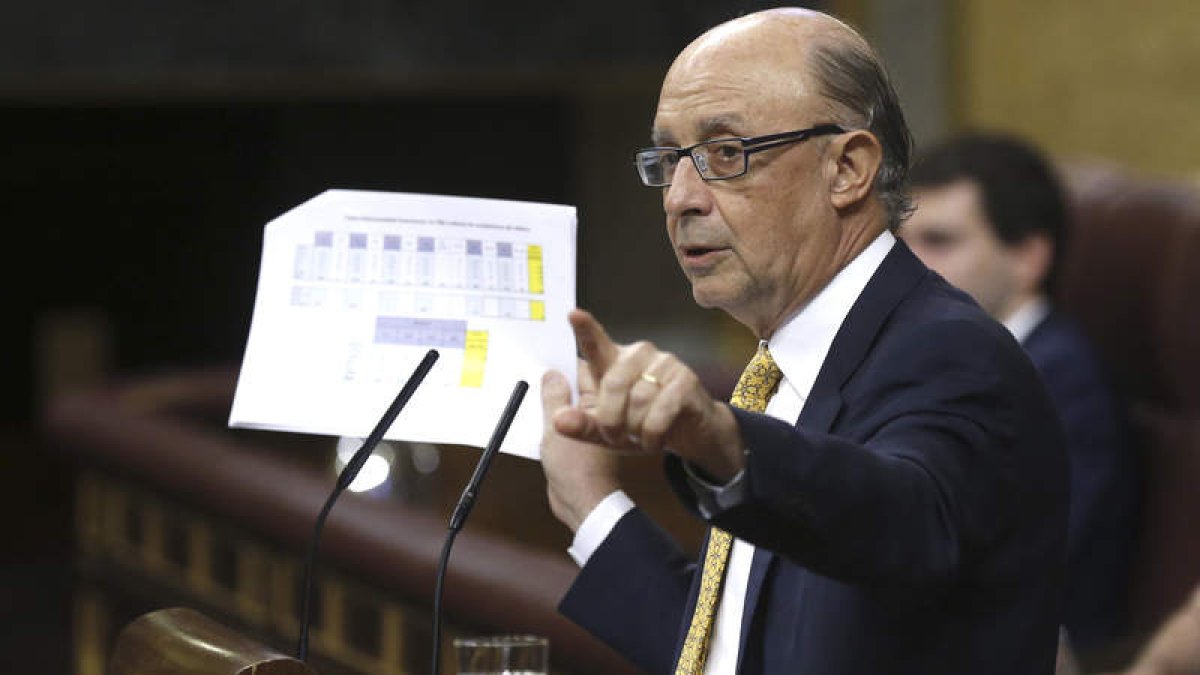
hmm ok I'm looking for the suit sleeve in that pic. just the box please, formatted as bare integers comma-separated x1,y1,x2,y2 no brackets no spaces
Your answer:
667,318,1065,592
1034,343,1129,562
559,508,697,675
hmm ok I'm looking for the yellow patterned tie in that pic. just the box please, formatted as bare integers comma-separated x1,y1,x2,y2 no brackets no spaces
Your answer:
674,343,783,675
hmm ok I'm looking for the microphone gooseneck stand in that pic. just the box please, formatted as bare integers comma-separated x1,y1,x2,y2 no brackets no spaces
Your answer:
430,380,529,675
296,348,440,662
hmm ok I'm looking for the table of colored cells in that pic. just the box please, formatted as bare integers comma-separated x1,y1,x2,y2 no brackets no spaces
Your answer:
229,189,577,459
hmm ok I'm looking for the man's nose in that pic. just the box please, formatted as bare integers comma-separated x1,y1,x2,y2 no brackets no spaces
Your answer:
663,156,713,217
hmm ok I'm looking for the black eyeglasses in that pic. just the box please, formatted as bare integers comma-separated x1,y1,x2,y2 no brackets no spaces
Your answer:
634,123,846,187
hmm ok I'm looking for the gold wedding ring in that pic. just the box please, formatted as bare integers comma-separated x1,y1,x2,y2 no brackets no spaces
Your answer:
640,372,660,386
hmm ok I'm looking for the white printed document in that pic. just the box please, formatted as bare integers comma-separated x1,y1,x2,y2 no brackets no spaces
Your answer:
229,189,577,459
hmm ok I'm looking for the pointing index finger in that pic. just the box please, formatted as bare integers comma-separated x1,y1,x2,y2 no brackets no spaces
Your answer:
569,309,620,378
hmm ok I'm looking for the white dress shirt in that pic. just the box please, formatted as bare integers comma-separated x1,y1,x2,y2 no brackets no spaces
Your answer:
1002,295,1050,344
568,231,896,673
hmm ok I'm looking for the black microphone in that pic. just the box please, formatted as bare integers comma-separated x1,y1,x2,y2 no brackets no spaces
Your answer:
296,348,439,662
431,380,529,675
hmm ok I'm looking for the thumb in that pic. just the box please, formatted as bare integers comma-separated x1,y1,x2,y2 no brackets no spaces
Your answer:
569,309,620,377
542,370,600,441
541,369,573,420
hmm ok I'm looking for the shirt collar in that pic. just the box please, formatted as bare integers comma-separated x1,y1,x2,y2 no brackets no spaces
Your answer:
767,231,896,401
1002,295,1051,343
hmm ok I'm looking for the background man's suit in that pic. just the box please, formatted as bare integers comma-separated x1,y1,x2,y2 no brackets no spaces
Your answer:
561,243,1069,675
1024,311,1138,647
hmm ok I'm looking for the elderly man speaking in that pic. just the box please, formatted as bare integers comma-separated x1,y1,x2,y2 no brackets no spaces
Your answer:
539,8,1067,675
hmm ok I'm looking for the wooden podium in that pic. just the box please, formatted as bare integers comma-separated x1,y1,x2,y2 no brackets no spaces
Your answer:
109,608,316,675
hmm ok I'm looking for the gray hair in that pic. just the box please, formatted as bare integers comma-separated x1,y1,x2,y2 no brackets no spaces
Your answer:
809,36,914,230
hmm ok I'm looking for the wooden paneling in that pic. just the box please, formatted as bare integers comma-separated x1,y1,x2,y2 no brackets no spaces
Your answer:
954,0,1200,176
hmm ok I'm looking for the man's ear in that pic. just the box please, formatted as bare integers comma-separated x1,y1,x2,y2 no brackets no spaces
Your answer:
828,130,883,211
1010,233,1054,294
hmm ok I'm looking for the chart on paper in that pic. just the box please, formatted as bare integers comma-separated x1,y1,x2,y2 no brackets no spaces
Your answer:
229,190,578,459
290,233,548,321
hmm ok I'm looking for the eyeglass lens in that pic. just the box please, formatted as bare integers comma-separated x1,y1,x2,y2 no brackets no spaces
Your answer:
636,151,677,186
637,139,749,186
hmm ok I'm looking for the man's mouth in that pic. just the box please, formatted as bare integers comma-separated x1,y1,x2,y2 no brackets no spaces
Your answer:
679,246,731,273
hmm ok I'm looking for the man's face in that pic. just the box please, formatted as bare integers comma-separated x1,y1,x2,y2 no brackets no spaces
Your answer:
652,30,843,336
901,179,1018,318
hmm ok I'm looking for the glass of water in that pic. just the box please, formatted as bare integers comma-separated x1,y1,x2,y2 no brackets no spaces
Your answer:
454,634,549,674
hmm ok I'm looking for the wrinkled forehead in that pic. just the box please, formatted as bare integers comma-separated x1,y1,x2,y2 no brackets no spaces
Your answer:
653,18,822,141
667,41,811,100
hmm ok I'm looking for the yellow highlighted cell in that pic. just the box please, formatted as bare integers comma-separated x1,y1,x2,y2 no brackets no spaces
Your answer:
530,300,545,321
527,245,544,294
460,330,489,388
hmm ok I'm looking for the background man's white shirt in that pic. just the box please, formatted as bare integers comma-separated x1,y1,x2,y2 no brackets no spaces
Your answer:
1002,295,1050,343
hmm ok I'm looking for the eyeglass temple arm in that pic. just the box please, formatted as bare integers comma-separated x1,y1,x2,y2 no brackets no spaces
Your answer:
744,124,846,152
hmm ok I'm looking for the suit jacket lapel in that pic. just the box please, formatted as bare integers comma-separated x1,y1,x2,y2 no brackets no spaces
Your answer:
736,241,929,670
799,241,928,430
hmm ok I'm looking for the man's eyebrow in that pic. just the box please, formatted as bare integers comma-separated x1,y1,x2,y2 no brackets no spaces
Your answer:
696,114,745,139
650,127,674,147
650,114,747,147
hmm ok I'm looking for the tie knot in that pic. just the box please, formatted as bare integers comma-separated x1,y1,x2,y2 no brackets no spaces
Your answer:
730,343,783,412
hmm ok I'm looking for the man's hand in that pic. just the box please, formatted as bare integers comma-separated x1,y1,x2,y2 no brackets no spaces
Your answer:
540,367,621,532
552,309,744,481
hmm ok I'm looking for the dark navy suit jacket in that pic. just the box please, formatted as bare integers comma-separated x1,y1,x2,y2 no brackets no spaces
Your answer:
560,242,1069,675
1024,311,1139,648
